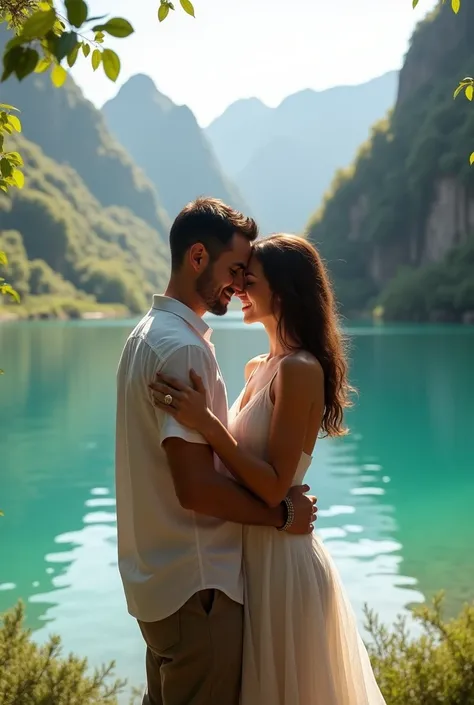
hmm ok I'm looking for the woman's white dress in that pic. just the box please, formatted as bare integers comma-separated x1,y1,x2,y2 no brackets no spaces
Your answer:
229,376,386,705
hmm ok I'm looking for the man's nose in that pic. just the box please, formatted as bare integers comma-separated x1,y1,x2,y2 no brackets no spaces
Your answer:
233,270,245,293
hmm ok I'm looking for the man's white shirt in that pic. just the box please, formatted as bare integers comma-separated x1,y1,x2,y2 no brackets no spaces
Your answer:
115,295,243,622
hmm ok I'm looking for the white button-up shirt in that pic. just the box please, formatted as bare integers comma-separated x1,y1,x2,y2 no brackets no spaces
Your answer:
115,295,243,622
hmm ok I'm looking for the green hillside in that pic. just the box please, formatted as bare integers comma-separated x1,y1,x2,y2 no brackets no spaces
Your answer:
307,5,474,322
0,27,169,236
0,135,169,317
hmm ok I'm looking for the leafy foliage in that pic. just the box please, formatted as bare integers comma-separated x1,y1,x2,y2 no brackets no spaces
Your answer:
365,594,474,705
1,595,472,704
0,0,195,89
0,101,24,303
0,602,125,705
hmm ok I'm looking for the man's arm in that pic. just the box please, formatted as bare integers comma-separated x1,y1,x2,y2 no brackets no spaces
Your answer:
156,345,315,533
163,437,287,527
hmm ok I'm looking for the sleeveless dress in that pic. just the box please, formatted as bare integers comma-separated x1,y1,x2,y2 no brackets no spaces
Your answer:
229,373,386,705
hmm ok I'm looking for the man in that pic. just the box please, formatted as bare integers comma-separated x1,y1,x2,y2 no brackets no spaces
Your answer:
115,197,316,705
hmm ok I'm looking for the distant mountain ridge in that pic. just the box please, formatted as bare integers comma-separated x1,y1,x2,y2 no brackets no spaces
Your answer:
102,74,249,220
206,72,398,233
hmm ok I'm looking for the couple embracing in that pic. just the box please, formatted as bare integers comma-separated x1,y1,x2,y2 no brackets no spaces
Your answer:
115,198,386,705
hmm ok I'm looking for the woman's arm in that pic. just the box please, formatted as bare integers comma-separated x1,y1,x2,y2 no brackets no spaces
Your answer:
151,356,324,507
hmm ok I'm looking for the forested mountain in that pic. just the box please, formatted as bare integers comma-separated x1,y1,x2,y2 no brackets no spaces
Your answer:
0,136,169,315
306,4,474,322
206,73,397,233
0,71,169,235
102,74,248,219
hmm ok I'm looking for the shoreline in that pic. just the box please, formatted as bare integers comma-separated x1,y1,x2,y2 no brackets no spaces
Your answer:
1,302,474,325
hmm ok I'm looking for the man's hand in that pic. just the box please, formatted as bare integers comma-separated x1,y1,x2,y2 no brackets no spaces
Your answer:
286,485,317,535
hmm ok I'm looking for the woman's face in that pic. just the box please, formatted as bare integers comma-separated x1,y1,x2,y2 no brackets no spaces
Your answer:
238,253,275,324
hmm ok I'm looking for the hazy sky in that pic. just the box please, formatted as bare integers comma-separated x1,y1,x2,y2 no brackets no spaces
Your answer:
71,0,438,126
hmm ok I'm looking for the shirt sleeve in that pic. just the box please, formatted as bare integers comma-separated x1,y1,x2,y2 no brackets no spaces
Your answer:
157,344,216,447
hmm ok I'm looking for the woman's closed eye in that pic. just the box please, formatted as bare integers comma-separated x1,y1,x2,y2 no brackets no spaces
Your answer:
245,274,257,287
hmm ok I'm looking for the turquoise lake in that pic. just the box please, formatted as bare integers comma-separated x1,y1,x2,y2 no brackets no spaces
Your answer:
1,317,473,697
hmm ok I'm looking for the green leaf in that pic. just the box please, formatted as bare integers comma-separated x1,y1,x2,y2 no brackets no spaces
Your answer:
6,152,24,167
7,115,21,132
12,169,25,188
180,0,195,16
102,48,121,82
91,49,102,71
0,158,12,178
469,152,474,166
19,9,57,39
0,103,19,111
51,64,67,87
0,251,7,266
466,85,473,101
158,3,170,21
67,42,81,68
0,135,3,152
94,31,105,43
34,56,52,73
2,46,25,82
14,48,40,81
54,31,78,62
65,0,88,28
82,43,91,58
452,0,460,12
0,284,20,303
412,0,419,6
92,17,134,38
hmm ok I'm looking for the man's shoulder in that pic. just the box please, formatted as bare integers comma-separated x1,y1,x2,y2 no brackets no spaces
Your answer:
130,309,209,361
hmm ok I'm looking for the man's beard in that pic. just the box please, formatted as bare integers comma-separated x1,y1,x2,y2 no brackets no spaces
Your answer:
196,265,231,316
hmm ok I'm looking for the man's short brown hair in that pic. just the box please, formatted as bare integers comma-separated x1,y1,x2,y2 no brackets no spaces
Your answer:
169,197,258,270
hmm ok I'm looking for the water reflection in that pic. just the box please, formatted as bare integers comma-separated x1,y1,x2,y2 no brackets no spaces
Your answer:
1,319,473,696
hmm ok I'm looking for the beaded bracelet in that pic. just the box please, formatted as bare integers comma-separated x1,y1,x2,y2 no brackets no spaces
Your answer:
277,496,295,532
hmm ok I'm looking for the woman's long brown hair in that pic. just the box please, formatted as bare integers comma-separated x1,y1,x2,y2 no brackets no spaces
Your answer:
253,234,353,437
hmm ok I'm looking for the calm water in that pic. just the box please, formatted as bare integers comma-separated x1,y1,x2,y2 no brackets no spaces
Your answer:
1,317,473,697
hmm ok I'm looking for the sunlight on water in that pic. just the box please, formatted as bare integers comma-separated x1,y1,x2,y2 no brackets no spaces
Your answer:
1,318,473,699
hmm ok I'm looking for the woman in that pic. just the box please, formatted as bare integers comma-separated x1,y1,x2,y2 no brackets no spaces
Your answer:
150,234,386,705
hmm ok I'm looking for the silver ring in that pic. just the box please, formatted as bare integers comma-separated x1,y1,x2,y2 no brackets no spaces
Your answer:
164,394,173,406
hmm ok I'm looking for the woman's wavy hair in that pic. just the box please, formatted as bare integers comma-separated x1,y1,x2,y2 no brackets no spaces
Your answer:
253,234,354,437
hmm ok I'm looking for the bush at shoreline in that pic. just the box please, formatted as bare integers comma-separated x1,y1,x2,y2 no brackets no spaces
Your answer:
1,594,473,705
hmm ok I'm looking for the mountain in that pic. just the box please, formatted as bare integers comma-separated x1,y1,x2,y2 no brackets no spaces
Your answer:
206,72,398,233
0,29,169,236
102,74,248,220
306,4,474,323
206,98,273,177
0,135,169,316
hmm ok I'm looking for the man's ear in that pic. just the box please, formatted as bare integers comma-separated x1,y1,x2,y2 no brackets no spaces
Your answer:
188,243,210,273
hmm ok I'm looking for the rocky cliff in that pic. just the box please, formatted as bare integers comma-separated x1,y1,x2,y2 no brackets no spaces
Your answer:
307,4,474,321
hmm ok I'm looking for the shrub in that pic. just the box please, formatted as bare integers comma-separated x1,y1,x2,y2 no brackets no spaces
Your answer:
0,603,126,705
2,595,472,705
365,594,474,705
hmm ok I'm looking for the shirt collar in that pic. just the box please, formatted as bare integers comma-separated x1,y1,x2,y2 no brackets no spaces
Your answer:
152,295,213,341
